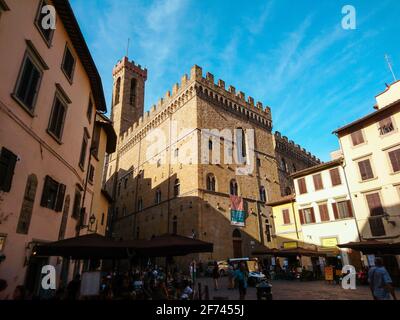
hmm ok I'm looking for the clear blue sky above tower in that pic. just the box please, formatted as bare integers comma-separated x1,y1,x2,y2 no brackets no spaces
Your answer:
70,0,400,161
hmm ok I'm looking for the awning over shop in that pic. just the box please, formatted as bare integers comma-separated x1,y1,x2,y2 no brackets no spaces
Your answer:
338,240,400,255
33,233,213,259
33,233,140,259
252,247,326,257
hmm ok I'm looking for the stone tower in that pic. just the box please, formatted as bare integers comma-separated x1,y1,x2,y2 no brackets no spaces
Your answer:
111,57,147,136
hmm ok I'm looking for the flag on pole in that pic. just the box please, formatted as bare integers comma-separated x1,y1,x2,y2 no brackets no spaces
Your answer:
230,195,245,226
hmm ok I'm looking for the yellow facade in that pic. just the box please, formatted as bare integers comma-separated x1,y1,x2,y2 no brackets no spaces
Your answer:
267,197,304,249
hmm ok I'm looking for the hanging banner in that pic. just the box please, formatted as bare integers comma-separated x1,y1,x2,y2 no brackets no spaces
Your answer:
230,195,245,226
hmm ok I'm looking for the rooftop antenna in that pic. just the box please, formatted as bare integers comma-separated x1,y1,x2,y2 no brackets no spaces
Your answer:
126,38,130,58
385,54,397,82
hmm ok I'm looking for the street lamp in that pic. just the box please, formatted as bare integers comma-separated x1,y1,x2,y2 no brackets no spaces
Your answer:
79,212,97,233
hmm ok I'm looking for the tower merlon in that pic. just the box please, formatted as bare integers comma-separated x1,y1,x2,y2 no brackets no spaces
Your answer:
218,79,225,89
206,72,215,84
112,56,148,80
191,65,202,80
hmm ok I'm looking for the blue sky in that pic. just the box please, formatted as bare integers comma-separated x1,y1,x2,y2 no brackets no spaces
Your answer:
70,0,400,161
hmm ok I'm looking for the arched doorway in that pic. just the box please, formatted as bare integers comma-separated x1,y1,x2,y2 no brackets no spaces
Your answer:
232,229,242,258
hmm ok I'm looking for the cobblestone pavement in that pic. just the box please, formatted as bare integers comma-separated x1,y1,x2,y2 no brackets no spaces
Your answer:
196,276,400,300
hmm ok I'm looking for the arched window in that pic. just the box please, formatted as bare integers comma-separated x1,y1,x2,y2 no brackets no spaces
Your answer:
208,139,213,150
172,216,178,235
137,197,143,211
206,174,216,191
281,158,287,172
285,187,292,196
130,78,137,106
174,179,180,196
232,229,241,238
114,77,121,105
259,186,267,202
230,179,238,196
155,189,161,204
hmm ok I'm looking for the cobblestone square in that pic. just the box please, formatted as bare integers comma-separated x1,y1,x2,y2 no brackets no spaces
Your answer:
197,276,400,300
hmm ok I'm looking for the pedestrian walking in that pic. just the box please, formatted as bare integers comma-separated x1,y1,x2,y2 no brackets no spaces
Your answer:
234,263,248,300
368,257,397,300
212,261,220,291
227,264,235,290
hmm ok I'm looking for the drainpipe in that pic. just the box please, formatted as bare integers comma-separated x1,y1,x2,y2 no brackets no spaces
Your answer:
336,135,362,242
291,198,300,240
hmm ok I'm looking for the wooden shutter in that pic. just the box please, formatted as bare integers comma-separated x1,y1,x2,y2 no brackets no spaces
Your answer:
330,168,341,186
319,204,329,222
298,178,307,194
282,209,290,224
298,209,304,225
389,149,400,172
310,207,316,223
346,200,353,217
366,193,384,216
358,160,373,180
55,184,66,212
332,203,339,220
313,174,323,190
351,130,364,146
40,176,51,207
0,147,17,192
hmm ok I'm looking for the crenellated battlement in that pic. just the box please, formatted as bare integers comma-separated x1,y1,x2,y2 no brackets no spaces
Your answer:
113,56,147,80
274,131,321,164
118,64,273,153
189,65,272,119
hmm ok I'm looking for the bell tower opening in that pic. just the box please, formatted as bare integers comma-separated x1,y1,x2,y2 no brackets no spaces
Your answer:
111,56,147,136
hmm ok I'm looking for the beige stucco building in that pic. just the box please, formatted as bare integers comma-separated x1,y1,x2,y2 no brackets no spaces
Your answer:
333,81,400,283
0,0,114,299
105,56,318,266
